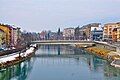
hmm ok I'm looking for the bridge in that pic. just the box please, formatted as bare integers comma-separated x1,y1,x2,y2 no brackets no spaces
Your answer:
31,40,118,51
31,40,95,45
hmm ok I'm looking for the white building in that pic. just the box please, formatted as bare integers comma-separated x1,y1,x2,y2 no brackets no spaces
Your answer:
63,28,74,40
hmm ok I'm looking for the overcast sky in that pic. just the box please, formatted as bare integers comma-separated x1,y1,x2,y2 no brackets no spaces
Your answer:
0,0,120,32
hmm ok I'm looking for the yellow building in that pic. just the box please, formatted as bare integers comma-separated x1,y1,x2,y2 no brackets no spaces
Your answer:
0,25,10,45
117,27,120,42
0,29,6,47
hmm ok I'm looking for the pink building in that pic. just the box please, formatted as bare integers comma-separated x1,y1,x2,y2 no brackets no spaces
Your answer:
13,28,18,47
9,26,18,47
9,27,14,47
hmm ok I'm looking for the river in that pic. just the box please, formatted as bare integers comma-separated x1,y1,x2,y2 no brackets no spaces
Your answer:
0,45,120,80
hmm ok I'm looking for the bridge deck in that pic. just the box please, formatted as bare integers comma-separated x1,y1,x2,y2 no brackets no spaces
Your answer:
31,40,95,45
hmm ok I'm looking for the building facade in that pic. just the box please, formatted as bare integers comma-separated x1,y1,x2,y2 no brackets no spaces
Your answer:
79,23,102,40
40,31,47,40
9,26,14,47
9,26,22,47
63,28,74,40
0,25,10,45
112,28,117,42
117,27,120,42
91,29,103,41
13,28,18,47
0,24,23,48
104,22,120,42
74,26,80,40
0,29,6,48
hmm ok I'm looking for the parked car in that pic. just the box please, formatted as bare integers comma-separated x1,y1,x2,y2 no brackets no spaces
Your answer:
0,48,5,51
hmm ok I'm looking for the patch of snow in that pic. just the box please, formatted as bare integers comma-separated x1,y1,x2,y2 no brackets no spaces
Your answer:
0,47,35,64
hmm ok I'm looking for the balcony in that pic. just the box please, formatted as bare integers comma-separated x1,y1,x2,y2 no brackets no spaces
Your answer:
104,27,107,29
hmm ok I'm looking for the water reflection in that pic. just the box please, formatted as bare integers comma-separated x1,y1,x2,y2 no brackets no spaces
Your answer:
36,44,75,55
0,58,35,80
1,45,120,80
58,45,60,55
35,45,120,80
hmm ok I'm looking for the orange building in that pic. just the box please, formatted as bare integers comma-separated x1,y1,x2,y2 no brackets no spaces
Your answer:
112,28,117,42
0,25,10,45
104,22,120,42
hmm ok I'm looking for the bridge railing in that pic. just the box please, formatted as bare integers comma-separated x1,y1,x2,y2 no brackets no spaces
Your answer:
31,40,94,43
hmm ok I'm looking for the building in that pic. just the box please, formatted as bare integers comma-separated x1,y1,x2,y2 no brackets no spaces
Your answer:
80,23,102,40
0,29,6,48
79,28,87,40
8,26,22,47
0,24,23,48
117,27,120,42
13,28,18,47
74,26,80,40
112,28,117,42
91,28,103,41
9,26,14,47
0,24,10,45
49,32,57,40
63,28,74,40
39,31,47,40
91,26,103,41
104,22,120,42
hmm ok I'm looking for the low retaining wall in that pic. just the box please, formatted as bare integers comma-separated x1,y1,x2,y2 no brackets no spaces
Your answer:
0,47,36,69
0,53,34,69
0,47,26,56
95,42,117,51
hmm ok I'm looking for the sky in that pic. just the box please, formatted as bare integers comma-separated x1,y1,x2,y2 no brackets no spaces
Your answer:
0,0,120,32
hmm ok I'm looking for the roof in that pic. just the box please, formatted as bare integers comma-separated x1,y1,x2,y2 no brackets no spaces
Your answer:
116,22,120,24
104,23,117,25
0,24,12,28
64,27,74,29
80,23,101,29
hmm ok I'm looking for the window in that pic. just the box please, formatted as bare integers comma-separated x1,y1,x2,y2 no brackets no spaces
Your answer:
109,32,112,34
109,28,112,31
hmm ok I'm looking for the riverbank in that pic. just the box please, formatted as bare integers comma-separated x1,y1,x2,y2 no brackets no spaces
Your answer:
75,44,120,63
0,45,36,69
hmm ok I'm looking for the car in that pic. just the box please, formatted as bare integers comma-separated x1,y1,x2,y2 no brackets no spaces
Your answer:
0,48,5,51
